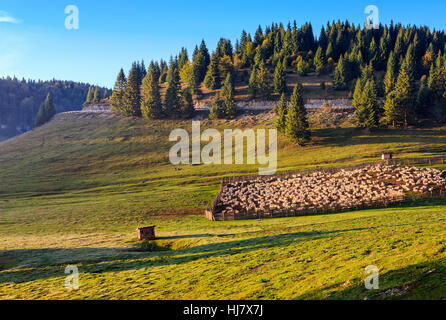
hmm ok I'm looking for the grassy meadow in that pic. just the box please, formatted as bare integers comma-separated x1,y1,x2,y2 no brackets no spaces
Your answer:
0,112,446,299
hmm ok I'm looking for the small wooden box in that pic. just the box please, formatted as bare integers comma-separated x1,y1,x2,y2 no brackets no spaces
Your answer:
137,226,156,240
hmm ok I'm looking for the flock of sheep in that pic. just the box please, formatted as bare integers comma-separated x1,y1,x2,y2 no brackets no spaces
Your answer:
215,164,446,219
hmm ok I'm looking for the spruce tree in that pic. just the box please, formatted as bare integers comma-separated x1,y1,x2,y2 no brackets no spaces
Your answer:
274,60,287,94
209,93,223,119
192,40,210,84
362,79,380,128
384,52,397,95
275,93,287,133
256,61,271,99
314,46,326,75
284,84,310,145
416,76,431,119
85,87,94,103
164,63,181,118
248,65,258,98
333,56,347,90
122,65,142,117
204,53,221,90
180,87,195,119
93,86,101,103
141,68,163,119
222,74,236,119
110,69,127,114
35,93,56,127
352,79,363,109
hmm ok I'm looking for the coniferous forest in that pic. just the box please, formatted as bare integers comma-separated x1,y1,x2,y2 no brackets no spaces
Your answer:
0,77,108,140
112,20,446,132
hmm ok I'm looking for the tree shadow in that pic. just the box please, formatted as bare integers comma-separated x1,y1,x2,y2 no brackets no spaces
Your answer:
311,127,446,151
0,228,364,285
296,257,446,300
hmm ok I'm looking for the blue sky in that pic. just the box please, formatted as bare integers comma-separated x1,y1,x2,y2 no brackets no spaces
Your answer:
0,0,445,88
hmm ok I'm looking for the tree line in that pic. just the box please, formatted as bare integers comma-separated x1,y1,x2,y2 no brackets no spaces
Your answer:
0,77,108,137
110,20,446,132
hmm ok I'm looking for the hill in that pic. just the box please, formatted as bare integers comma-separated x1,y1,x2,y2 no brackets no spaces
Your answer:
0,77,109,142
0,112,446,299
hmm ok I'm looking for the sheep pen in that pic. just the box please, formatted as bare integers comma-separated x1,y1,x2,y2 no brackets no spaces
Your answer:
206,164,446,221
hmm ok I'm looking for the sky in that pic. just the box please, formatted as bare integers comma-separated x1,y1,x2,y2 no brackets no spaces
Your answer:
0,0,445,88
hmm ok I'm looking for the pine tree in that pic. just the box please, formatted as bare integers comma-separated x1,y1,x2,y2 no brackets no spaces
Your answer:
209,93,223,119
275,93,287,133
35,93,56,127
122,65,142,117
141,68,163,119
384,52,397,96
93,86,101,103
256,61,271,99
204,53,221,90
192,40,210,84
180,87,195,119
416,76,431,119
274,60,287,94
314,46,326,75
284,84,310,145
103,89,109,99
362,79,380,128
296,56,308,76
85,87,94,103
248,65,258,98
333,56,347,90
164,63,181,118
352,79,363,109
222,74,236,119
384,58,416,127
110,69,127,114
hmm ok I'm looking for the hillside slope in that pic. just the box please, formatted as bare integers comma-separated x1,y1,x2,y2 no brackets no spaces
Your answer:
0,112,446,299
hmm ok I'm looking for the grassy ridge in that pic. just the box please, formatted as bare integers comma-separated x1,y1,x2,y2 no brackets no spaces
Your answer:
1,113,446,299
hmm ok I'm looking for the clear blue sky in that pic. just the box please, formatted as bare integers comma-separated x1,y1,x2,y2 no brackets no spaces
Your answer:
0,0,445,88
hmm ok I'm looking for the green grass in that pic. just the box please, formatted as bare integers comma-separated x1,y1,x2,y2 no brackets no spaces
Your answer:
0,113,446,299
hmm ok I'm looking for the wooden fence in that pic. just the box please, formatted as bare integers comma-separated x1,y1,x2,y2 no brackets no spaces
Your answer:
206,156,446,221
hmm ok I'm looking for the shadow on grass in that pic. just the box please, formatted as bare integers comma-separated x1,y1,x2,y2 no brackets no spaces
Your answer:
0,229,354,285
311,127,446,151
296,257,446,300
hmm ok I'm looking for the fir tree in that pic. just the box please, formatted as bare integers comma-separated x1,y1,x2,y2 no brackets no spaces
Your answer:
333,56,347,90
256,61,271,99
204,53,221,90
384,52,397,96
314,46,326,75
209,93,223,119
248,65,258,98
141,68,163,119
275,93,287,133
122,65,142,117
222,74,236,119
284,84,310,145
180,87,195,119
274,60,287,94
93,86,101,103
416,76,431,119
110,69,127,114
85,87,94,103
164,63,181,118
35,93,56,127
